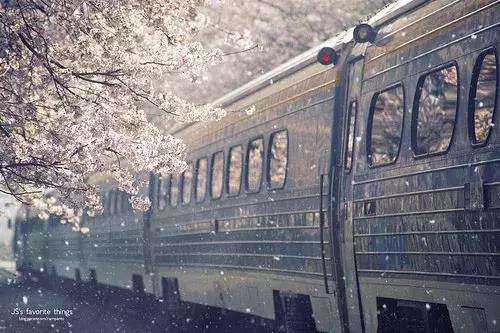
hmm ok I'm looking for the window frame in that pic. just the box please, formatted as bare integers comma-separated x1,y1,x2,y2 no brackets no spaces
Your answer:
108,190,115,215
156,175,161,209
157,175,170,211
114,190,120,214
181,163,193,205
115,191,122,215
122,192,131,212
103,191,109,216
411,61,460,158
120,191,126,214
195,157,208,203
366,82,406,168
121,191,127,212
468,47,498,147
245,136,265,194
226,144,243,197
210,151,225,200
266,129,289,190
169,174,179,208
344,99,358,173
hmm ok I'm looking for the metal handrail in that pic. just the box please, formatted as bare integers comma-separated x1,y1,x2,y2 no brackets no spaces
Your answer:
319,174,330,294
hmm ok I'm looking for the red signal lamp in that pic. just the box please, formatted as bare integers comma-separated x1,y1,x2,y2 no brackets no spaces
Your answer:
317,47,339,66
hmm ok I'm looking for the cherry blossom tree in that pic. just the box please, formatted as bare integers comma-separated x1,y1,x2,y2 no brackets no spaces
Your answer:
0,0,386,229
0,0,251,229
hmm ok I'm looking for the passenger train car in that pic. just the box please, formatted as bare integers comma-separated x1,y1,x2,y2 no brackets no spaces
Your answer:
13,0,500,332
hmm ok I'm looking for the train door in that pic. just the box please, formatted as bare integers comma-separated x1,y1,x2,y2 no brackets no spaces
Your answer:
335,54,366,333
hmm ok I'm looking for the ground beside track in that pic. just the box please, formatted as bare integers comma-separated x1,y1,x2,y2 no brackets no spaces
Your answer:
0,268,276,333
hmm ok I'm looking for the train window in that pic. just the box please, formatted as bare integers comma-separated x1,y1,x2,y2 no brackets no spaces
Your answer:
120,192,126,214
210,151,224,199
169,175,179,207
111,190,120,214
114,191,120,214
115,191,121,214
157,176,168,210
120,192,126,213
109,191,115,215
368,85,404,166
345,100,357,171
469,49,497,145
122,192,131,212
227,145,243,196
195,158,208,202
118,192,124,213
102,191,108,215
412,64,458,156
115,191,120,214
246,137,264,192
182,164,193,205
268,130,288,189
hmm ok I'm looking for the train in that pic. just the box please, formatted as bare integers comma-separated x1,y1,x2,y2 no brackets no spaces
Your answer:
12,0,500,332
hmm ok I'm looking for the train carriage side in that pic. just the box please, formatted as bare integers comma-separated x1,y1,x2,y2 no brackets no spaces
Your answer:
15,211,48,277
80,186,153,297
46,215,83,286
341,1,500,332
148,37,349,332
13,206,82,285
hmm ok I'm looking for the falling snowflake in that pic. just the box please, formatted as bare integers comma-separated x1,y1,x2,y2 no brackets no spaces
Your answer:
244,105,256,115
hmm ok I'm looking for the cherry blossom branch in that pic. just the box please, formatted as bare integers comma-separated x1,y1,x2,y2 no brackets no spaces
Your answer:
0,0,235,228
223,44,259,56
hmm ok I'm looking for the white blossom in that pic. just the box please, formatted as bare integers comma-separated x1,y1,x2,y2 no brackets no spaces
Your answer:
0,0,246,227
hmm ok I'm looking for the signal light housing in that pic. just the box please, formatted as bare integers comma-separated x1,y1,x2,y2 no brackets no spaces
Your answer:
317,47,338,66
353,24,377,43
